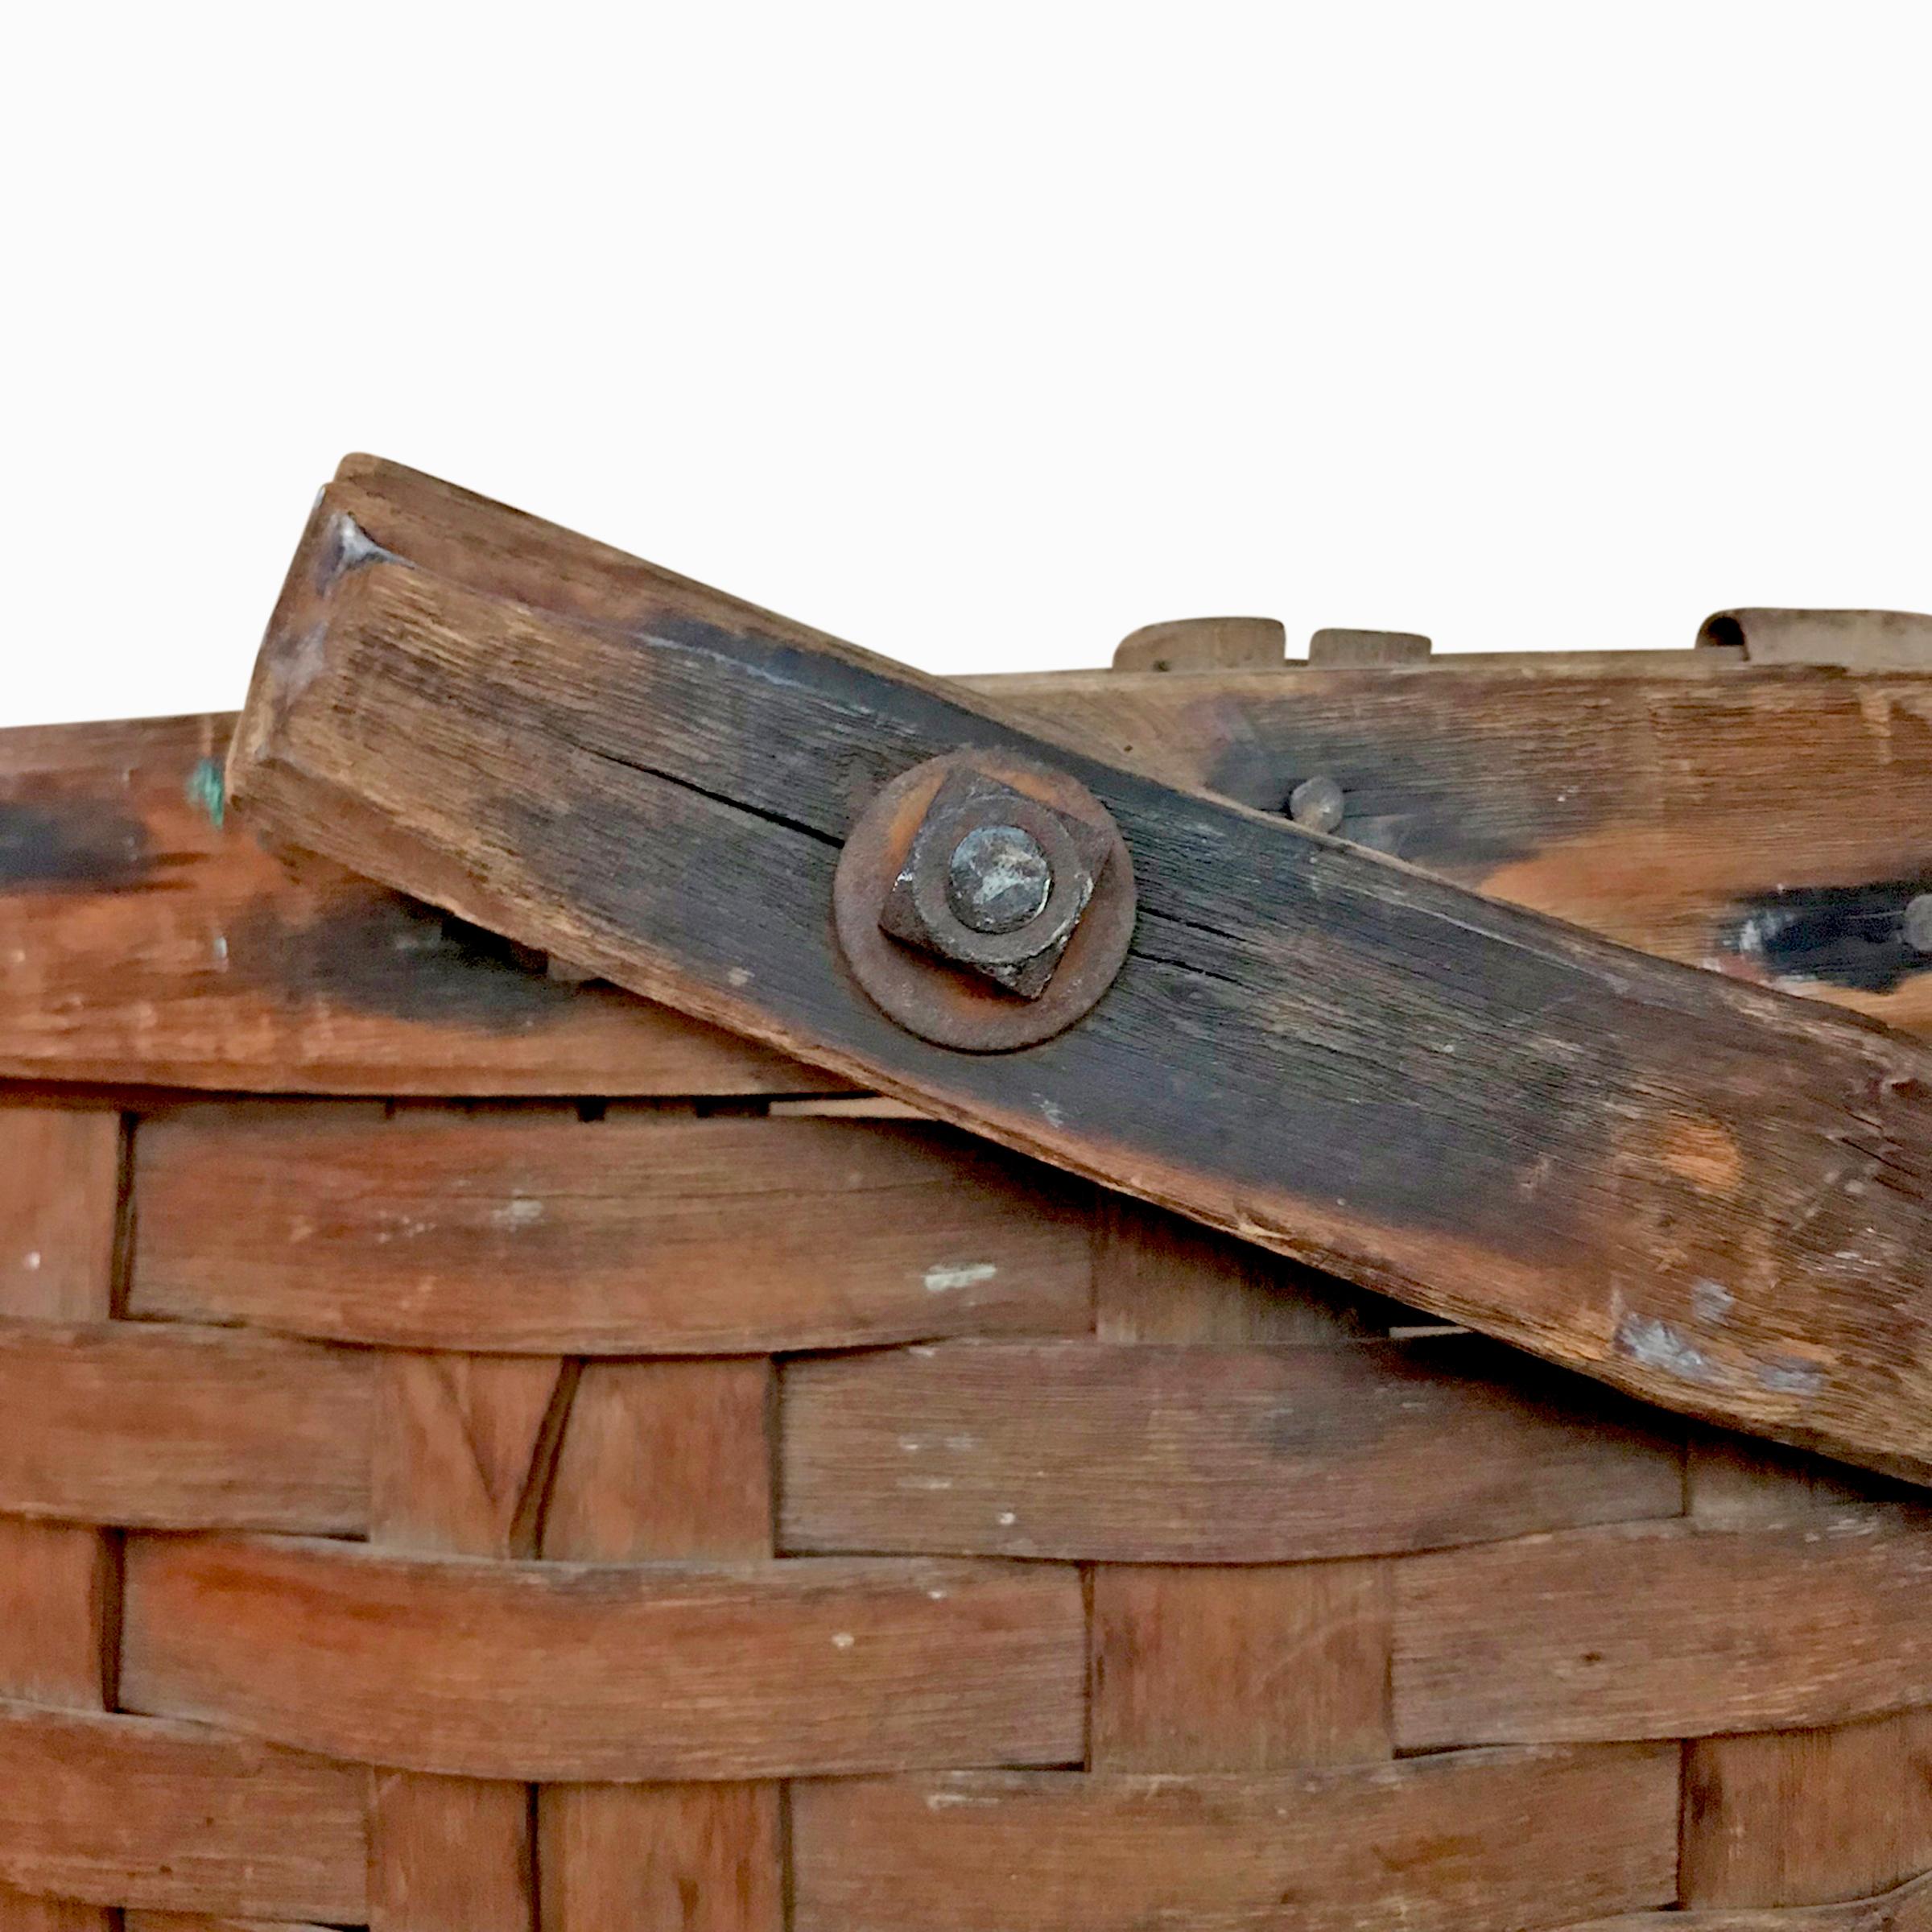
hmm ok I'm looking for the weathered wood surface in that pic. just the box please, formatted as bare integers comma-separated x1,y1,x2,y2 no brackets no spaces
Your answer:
779,1337,1682,1561
6,467,1932,1096
1393,1511,1932,1746
119,1534,1085,1780
1559,1868,1932,1930
0,1108,122,1709
1683,1707,1932,1909
0,1105,122,1932
283,455,1932,1040
225,467,1932,1484
1092,1192,1395,1344
1088,1561,1393,1770
539,1360,784,1932
364,1337,562,1932
0,1701,365,1922
1084,1191,1400,1775
789,1744,1679,1932
0,1319,368,1531
132,1103,1093,1352
0,711,813,1096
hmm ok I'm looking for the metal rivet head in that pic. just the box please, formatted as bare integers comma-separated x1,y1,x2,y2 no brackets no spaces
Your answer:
1906,893,1932,956
947,824,1054,934
1289,774,1345,836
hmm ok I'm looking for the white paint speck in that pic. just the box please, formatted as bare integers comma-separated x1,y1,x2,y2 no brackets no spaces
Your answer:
898,1436,923,1453
927,1587,948,1601
1759,1357,1827,1397
22,1252,41,1272
996,1510,1018,1527
1690,1279,1735,1323
831,1632,855,1650
1616,1313,1716,1384
491,1197,545,1232
924,1262,997,1294
1034,1095,1067,1129
728,967,753,988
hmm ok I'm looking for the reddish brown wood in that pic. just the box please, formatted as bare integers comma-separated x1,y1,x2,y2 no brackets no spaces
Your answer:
789,1744,1679,1931
1682,1708,1932,1909
539,1360,784,1932
1393,1511,1932,1747
1092,1194,1389,1344
120,1534,1085,1780
132,1104,1092,1353
541,1359,774,1563
0,1106,122,1932
370,1350,571,1559
1089,1561,1392,1771
779,1337,1682,1561
0,712,815,1097
0,1319,369,1532
0,1702,365,1922
1558,1868,1932,1928
363,1304,568,1932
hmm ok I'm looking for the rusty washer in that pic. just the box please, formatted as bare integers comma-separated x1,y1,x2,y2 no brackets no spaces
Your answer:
835,751,1137,1051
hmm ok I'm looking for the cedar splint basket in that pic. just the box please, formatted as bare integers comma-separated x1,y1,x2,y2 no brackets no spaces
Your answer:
5,459,1932,1931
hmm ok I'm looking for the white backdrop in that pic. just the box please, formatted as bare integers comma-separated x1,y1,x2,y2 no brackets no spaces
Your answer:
6,3,1929,727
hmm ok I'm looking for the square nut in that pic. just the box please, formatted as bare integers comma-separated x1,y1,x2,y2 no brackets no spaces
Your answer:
878,767,1115,999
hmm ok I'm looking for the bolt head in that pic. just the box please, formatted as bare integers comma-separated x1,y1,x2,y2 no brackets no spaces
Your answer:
947,824,1054,933
878,768,1113,999
1289,774,1346,835
1906,892,1932,956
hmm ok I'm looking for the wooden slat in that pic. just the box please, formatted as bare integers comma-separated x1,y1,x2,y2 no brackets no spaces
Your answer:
1092,1193,1392,1344
364,1343,564,1932
370,1349,571,1559
0,1108,122,1705
132,1104,1092,1352
225,492,1932,1488
119,1533,1084,1780
0,1106,121,1932
0,1319,369,1532
539,1360,784,1932
122,1918,336,1931
789,1744,1679,1932
1557,1868,1932,1929
1393,1510,1932,1747
1682,1707,1932,1909
367,1772,532,1932
0,1106,122,1317
541,1358,774,1563
780,1336,1682,1561
1685,1428,1901,1528
1009,662,1932,1036
0,711,816,1096
0,1700,365,1922
1089,1561,1392,1771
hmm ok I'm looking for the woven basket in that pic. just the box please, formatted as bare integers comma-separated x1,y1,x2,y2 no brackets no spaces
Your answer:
2,712,1929,1932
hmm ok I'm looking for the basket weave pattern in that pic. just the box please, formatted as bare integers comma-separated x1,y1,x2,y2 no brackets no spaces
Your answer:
4,1088,1932,1932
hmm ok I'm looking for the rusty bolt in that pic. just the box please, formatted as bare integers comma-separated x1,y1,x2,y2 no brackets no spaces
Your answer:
947,824,1055,933
878,766,1114,1000
1907,893,1932,956
1289,774,1345,835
